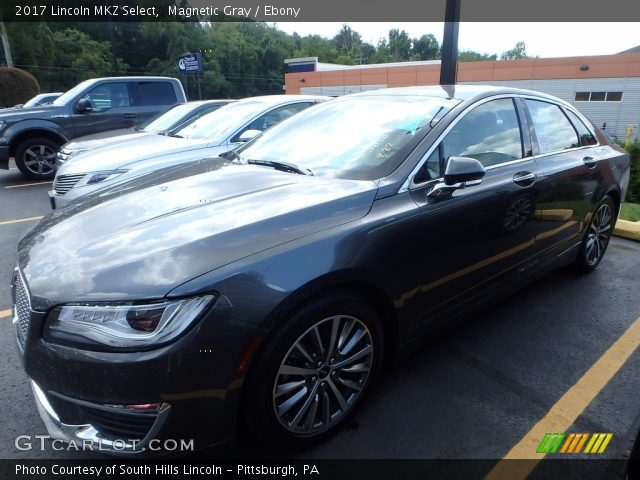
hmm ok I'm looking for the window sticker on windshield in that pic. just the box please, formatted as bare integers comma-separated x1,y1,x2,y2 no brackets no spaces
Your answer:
396,116,426,133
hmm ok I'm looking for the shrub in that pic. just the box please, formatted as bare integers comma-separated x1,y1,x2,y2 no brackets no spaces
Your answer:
625,140,640,203
0,67,40,108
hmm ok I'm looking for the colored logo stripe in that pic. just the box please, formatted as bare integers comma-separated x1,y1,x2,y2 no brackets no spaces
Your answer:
584,433,613,454
538,433,613,454
536,433,565,453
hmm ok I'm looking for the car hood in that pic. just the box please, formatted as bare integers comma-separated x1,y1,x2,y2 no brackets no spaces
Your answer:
57,134,212,174
63,129,146,151
19,161,378,307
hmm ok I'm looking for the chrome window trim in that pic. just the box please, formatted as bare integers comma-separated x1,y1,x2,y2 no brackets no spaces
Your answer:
400,93,600,193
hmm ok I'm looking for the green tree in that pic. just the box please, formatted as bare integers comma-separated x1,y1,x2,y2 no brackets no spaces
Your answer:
0,67,40,107
500,41,530,60
388,29,411,62
293,34,338,63
412,34,440,60
458,50,498,62
333,24,362,59
370,38,391,64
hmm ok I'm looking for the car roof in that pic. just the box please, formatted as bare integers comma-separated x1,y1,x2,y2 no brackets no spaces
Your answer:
233,94,331,105
187,99,236,106
352,84,568,105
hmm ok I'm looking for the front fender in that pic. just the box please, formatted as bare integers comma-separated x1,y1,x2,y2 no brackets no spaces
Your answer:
2,118,69,145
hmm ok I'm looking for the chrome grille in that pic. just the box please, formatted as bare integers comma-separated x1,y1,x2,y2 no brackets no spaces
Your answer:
13,272,31,349
54,174,85,195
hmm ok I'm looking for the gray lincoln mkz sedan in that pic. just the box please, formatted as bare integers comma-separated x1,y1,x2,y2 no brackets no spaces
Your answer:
13,86,629,454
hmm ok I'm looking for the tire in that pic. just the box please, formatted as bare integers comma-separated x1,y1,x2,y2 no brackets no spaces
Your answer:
241,293,383,448
574,196,616,273
15,137,60,180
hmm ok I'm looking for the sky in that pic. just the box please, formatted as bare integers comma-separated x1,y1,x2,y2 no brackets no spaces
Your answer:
274,22,640,58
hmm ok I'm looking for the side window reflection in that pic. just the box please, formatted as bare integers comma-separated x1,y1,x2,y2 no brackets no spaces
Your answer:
441,98,523,168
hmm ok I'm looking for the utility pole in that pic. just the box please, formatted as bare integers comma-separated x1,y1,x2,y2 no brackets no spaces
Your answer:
439,0,460,85
107,20,118,75
0,20,14,67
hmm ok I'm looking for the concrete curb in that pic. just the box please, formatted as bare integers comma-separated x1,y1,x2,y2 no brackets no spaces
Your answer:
613,219,640,241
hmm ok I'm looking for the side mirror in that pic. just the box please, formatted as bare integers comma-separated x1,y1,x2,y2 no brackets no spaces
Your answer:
14,104,24,109
237,129,261,143
76,98,93,113
443,156,486,186
427,156,486,199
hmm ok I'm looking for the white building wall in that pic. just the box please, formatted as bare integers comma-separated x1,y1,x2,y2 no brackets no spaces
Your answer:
300,84,386,96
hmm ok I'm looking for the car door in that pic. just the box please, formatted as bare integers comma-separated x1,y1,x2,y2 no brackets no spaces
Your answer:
523,98,602,263
71,82,139,137
406,96,545,332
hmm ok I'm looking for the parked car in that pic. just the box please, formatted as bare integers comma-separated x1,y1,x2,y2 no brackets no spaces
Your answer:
0,76,187,180
56,100,233,167
14,86,629,454
49,94,328,209
14,92,63,109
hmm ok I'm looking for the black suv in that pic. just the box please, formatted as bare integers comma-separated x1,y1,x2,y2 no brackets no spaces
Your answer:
0,76,187,180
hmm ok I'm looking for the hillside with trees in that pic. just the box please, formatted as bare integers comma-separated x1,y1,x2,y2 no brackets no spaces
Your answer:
1,21,518,99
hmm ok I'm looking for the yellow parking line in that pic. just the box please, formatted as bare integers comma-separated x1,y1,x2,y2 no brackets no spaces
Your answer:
485,315,640,480
0,216,43,226
0,309,11,319
5,181,53,189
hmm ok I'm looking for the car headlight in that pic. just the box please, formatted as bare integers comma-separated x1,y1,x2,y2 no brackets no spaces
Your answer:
44,295,215,350
75,170,128,187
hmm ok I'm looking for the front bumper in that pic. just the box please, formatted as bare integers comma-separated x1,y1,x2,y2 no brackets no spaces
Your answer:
48,185,91,209
16,300,257,455
0,145,9,169
31,380,172,455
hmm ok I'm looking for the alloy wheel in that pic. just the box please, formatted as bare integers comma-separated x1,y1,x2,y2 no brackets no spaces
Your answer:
23,144,57,176
273,315,373,435
585,202,613,266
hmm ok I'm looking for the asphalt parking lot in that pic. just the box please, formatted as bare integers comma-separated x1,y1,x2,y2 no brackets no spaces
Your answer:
0,163,639,476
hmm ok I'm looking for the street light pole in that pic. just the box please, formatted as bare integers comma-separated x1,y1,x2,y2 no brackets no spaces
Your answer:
439,0,460,85
0,20,14,68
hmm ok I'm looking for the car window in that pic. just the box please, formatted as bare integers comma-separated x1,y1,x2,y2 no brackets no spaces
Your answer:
440,98,523,168
138,103,222,133
80,83,131,111
176,100,282,142
564,109,597,146
414,146,442,183
138,82,177,106
525,99,579,154
232,103,315,142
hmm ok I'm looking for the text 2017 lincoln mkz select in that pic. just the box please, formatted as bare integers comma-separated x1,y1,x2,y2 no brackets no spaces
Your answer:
13,86,629,454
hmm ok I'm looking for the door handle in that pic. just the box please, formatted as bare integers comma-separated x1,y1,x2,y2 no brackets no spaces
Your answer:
583,156,597,168
123,113,137,119
513,171,536,187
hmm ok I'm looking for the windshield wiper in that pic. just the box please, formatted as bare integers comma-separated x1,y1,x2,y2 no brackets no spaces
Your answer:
247,159,313,176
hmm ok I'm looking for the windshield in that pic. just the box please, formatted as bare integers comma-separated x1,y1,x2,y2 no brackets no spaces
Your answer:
138,103,202,132
52,79,94,106
238,95,458,180
174,100,274,142
24,93,60,107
